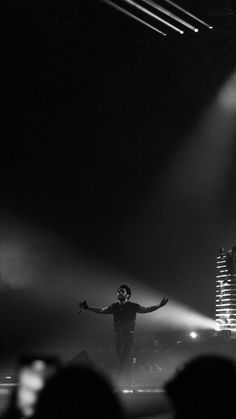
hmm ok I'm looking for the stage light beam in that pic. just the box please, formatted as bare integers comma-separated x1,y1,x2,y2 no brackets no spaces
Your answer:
101,0,167,36
121,0,184,34
140,0,199,32
162,0,213,29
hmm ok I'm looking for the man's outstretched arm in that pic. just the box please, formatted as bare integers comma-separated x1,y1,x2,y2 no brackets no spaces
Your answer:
87,306,112,314
137,297,169,314
78,300,112,314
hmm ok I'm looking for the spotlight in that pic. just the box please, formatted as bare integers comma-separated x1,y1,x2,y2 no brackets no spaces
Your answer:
189,331,198,339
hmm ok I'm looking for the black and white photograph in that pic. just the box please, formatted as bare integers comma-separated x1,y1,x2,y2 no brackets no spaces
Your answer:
1,1,236,418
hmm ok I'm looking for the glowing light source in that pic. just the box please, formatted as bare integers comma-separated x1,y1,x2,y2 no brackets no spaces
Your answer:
189,331,198,339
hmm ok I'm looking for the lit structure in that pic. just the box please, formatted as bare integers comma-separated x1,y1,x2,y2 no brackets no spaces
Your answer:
216,247,236,336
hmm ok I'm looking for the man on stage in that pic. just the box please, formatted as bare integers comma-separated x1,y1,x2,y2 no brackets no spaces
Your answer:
79,284,168,377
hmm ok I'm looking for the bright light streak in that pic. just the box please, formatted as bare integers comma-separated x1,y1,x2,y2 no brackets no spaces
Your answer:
162,0,213,29
139,0,199,32
134,288,217,331
121,0,184,34
216,308,234,311
136,388,164,392
101,0,167,35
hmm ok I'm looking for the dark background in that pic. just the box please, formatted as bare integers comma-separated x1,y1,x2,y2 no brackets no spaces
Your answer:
1,0,236,356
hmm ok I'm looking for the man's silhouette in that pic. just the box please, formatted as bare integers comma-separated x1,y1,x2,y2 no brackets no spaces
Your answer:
79,284,168,376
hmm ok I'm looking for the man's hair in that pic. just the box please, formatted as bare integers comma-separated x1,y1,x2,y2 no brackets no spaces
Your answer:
118,284,131,299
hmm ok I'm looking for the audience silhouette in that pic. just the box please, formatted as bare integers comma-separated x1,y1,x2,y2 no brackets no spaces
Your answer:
32,365,125,419
3,352,236,419
165,354,236,419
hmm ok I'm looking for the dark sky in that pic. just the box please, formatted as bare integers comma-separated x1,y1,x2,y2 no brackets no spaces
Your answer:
1,0,236,350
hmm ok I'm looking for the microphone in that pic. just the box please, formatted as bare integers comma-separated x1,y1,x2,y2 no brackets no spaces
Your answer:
78,300,88,314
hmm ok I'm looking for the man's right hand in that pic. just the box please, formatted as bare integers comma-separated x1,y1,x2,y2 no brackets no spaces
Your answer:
79,300,89,310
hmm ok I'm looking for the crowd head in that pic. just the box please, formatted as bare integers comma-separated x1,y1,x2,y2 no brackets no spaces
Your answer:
165,354,236,419
33,365,124,419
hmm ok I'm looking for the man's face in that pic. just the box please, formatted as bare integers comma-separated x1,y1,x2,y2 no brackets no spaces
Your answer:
117,287,128,302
